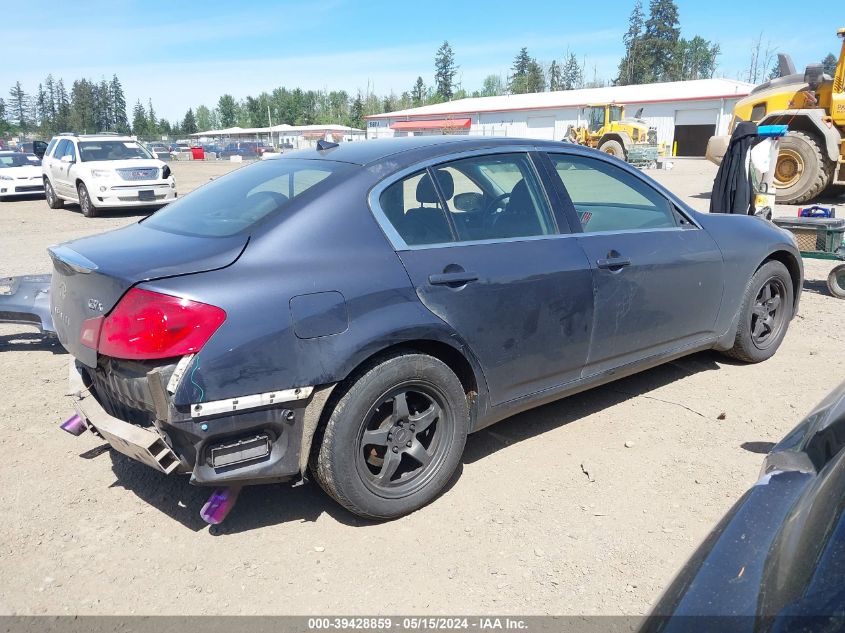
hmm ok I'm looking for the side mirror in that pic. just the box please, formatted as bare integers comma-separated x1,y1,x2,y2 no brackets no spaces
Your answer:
60,154,74,164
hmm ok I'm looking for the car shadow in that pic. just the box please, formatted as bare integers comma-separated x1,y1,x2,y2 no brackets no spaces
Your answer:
63,203,158,219
741,441,776,454
690,191,711,200
99,351,723,533
0,331,65,353
463,351,723,464
803,278,837,298
0,193,46,202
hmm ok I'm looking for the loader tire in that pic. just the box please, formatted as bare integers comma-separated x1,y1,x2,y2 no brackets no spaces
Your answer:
774,131,831,205
598,139,625,160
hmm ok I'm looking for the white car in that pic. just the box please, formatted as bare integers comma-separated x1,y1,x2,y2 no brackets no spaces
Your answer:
0,151,45,200
41,134,177,217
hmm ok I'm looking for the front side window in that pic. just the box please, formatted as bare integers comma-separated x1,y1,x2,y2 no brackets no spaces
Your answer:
144,158,353,237
45,138,57,157
549,154,677,232
378,153,556,247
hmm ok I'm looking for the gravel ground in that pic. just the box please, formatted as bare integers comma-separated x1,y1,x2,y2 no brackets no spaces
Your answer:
0,158,843,616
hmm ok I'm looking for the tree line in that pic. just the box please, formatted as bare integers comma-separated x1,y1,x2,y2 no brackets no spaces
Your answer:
3,0,835,141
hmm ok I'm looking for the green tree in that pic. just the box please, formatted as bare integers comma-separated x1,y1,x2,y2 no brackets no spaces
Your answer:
69,79,96,133
182,108,197,134
8,81,29,131
676,36,720,80
562,53,583,90
147,99,158,136
411,76,426,106
508,48,545,94
481,74,505,96
131,99,148,137
434,41,458,100
110,75,129,134
195,105,212,131
217,94,237,127
0,98,10,135
548,61,563,91
35,83,49,132
350,92,364,128
822,53,837,76
616,0,646,85
55,79,70,132
641,0,680,82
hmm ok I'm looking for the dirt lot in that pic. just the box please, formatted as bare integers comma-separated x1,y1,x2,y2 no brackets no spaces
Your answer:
0,159,843,616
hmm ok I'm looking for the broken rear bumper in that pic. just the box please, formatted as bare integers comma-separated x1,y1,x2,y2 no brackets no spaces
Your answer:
68,359,332,487
0,274,54,333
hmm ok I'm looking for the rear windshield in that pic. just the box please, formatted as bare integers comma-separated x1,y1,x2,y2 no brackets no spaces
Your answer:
144,158,354,237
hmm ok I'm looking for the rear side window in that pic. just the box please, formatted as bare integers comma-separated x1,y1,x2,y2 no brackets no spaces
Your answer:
549,154,677,232
45,138,57,157
54,139,69,159
378,153,556,247
144,158,354,237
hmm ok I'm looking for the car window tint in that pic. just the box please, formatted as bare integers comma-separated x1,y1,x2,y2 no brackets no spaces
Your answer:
379,170,454,247
65,142,76,162
549,154,676,232
438,153,556,242
144,158,354,237
45,138,57,157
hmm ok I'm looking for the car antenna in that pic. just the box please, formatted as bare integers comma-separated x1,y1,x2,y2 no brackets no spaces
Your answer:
316,139,339,151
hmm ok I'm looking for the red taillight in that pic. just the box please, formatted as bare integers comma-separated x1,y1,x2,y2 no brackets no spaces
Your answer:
92,288,226,360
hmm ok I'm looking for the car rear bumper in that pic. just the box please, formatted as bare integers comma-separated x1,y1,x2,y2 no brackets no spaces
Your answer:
69,359,325,487
0,274,54,333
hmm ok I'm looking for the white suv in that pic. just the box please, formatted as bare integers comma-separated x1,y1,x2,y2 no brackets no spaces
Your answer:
41,134,177,217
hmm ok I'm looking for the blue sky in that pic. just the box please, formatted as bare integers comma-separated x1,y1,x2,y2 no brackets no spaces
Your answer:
1,0,837,121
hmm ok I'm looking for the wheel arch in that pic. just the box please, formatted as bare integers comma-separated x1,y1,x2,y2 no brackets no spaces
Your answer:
599,132,631,151
760,111,841,162
761,249,802,315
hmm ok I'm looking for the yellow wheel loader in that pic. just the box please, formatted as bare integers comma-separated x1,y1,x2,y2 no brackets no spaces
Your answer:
707,27,845,205
565,104,656,160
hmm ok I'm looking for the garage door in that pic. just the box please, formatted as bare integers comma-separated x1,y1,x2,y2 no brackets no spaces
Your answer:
525,116,556,140
674,109,718,157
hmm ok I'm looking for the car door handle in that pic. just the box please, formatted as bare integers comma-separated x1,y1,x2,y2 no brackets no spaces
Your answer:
428,272,479,286
597,257,632,270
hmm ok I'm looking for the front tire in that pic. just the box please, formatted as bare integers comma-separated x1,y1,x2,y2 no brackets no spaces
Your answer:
774,131,831,205
598,139,625,160
723,260,794,363
44,178,63,209
77,182,96,217
314,352,469,520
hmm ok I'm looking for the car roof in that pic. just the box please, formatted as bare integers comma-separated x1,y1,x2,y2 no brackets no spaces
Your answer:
283,135,567,167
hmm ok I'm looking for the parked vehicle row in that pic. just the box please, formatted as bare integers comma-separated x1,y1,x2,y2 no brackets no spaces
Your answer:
41,133,177,217
49,136,802,521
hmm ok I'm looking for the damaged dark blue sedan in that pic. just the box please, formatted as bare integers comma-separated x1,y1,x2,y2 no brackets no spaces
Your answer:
49,136,802,520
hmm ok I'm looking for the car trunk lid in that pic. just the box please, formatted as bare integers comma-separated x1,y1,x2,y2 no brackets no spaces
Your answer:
49,222,247,367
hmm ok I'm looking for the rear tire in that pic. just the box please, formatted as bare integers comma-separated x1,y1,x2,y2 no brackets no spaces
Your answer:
828,264,845,299
314,352,469,520
44,178,63,209
598,139,625,160
77,182,96,218
774,131,831,205
723,260,794,363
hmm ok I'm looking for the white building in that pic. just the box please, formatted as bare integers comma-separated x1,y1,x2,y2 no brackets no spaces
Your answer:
365,78,754,157
190,124,366,149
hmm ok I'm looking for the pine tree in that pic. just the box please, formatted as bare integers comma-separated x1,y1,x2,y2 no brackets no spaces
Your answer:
70,79,97,133
548,61,563,91
9,81,29,131
148,99,157,136
55,79,70,132
35,83,49,131
617,0,645,85
44,74,57,126
641,0,681,82
182,108,197,134
0,98,10,135
97,78,113,131
195,105,211,132
110,75,129,134
822,53,837,76
508,47,532,93
132,100,148,137
562,53,583,90
411,76,426,106
434,41,458,100
350,92,364,128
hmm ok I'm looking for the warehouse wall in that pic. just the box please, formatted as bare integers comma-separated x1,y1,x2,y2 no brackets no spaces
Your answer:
367,97,742,156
